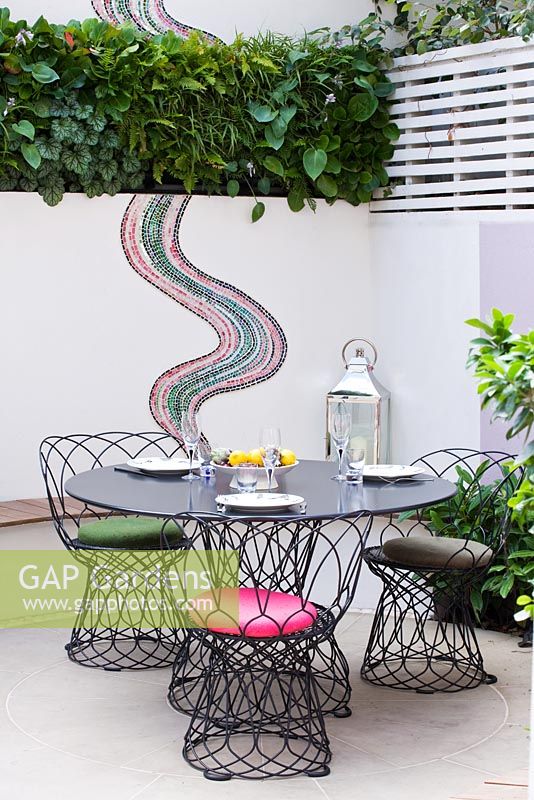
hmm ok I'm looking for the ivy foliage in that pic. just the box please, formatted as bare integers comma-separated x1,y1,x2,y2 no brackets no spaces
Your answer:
383,0,534,55
0,9,398,218
327,2,534,57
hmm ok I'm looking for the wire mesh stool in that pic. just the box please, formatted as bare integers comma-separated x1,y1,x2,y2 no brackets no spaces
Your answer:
361,449,522,693
168,512,373,780
39,432,190,671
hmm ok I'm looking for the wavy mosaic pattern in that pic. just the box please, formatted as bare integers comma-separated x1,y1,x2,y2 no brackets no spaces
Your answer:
92,1,288,438
122,195,287,433
92,0,217,39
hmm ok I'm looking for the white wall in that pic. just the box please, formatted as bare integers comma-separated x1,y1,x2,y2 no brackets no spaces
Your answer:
2,0,533,623
8,0,370,39
368,212,481,463
1,0,375,500
0,194,370,499
5,199,534,501
367,209,534,464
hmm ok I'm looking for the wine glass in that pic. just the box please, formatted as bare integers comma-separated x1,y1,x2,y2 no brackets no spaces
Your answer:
181,412,201,481
260,427,281,492
330,403,351,481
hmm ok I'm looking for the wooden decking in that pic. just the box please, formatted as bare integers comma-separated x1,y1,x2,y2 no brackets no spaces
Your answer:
451,771,529,800
0,497,89,527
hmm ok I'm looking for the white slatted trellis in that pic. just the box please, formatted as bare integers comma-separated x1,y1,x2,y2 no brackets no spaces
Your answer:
371,37,534,212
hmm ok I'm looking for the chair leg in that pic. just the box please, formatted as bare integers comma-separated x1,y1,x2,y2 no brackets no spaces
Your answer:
361,563,489,692
66,566,186,670
179,633,332,779
168,633,211,714
169,629,352,719
310,632,352,717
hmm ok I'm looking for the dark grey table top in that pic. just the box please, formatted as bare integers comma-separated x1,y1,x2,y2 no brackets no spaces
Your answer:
65,459,456,521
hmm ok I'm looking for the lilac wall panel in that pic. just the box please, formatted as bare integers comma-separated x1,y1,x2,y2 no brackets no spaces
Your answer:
479,221,534,454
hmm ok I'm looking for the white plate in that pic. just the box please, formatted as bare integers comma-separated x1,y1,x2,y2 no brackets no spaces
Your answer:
216,492,305,511
363,465,426,480
127,457,201,475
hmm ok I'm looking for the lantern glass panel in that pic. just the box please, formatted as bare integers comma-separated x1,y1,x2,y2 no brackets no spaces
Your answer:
347,401,378,464
326,341,391,466
327,398,383,465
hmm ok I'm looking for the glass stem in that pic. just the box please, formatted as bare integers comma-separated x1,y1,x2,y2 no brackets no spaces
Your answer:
188,446,194,477
338,447,344,479
267,466,274,491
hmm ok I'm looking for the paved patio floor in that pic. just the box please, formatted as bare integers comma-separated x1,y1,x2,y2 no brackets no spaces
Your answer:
0,524,531,799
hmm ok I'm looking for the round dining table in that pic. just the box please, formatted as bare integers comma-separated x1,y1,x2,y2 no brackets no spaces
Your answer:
63,458,458,775
65,458,457,520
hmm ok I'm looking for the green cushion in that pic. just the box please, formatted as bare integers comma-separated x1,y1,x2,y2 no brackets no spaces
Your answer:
78,517,182,548
382,536,493,570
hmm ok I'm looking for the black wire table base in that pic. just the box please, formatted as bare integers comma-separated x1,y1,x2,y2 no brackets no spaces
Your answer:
361,548,495,693
172,629,332,780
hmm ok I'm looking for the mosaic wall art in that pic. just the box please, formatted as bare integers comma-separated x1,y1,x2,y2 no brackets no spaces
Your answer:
92,0,217,40
92,1,288,439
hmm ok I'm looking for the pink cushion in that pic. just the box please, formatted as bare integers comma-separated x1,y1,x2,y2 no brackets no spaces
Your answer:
190,587,317,638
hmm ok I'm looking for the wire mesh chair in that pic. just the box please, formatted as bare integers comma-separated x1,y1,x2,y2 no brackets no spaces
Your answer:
361,449,522,693
39,432,189,670
167,511,373,780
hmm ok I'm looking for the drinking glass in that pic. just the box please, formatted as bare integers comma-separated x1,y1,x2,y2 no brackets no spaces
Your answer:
330,404,351,482
260,427,281,492
181,412,201,481
345,447,365,484
236,464,259,493
198,440,215,479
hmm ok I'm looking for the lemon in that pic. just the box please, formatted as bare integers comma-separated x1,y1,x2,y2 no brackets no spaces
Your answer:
228,450,247,467
248,448,264,466
280,449,297,466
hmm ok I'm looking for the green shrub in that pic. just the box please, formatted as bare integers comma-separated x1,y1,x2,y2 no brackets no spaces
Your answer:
467,310,534,529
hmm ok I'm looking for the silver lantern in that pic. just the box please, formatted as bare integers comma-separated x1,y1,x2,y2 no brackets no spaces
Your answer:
326,338,391,465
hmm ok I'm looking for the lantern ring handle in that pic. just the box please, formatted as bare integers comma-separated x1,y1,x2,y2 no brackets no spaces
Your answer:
342,338,378,368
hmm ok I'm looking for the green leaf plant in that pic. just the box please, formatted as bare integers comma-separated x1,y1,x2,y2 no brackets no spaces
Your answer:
395,309,533,628
467,309,534,529
465,309,534,624
515,589,534,623
2,3,532,218
398,463,533,628
326,2,533,60
0,8,398,219
382,0,534,56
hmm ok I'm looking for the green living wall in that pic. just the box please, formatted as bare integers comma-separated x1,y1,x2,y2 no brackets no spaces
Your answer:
0,9,398,219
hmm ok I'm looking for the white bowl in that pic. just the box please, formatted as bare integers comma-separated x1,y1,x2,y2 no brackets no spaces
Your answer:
211,460,299,490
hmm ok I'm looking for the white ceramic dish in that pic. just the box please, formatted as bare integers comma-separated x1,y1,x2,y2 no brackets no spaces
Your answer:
216,492,305,511
363,465,426,480
127,457,201,475
211,460,299,490
211,460,299,476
